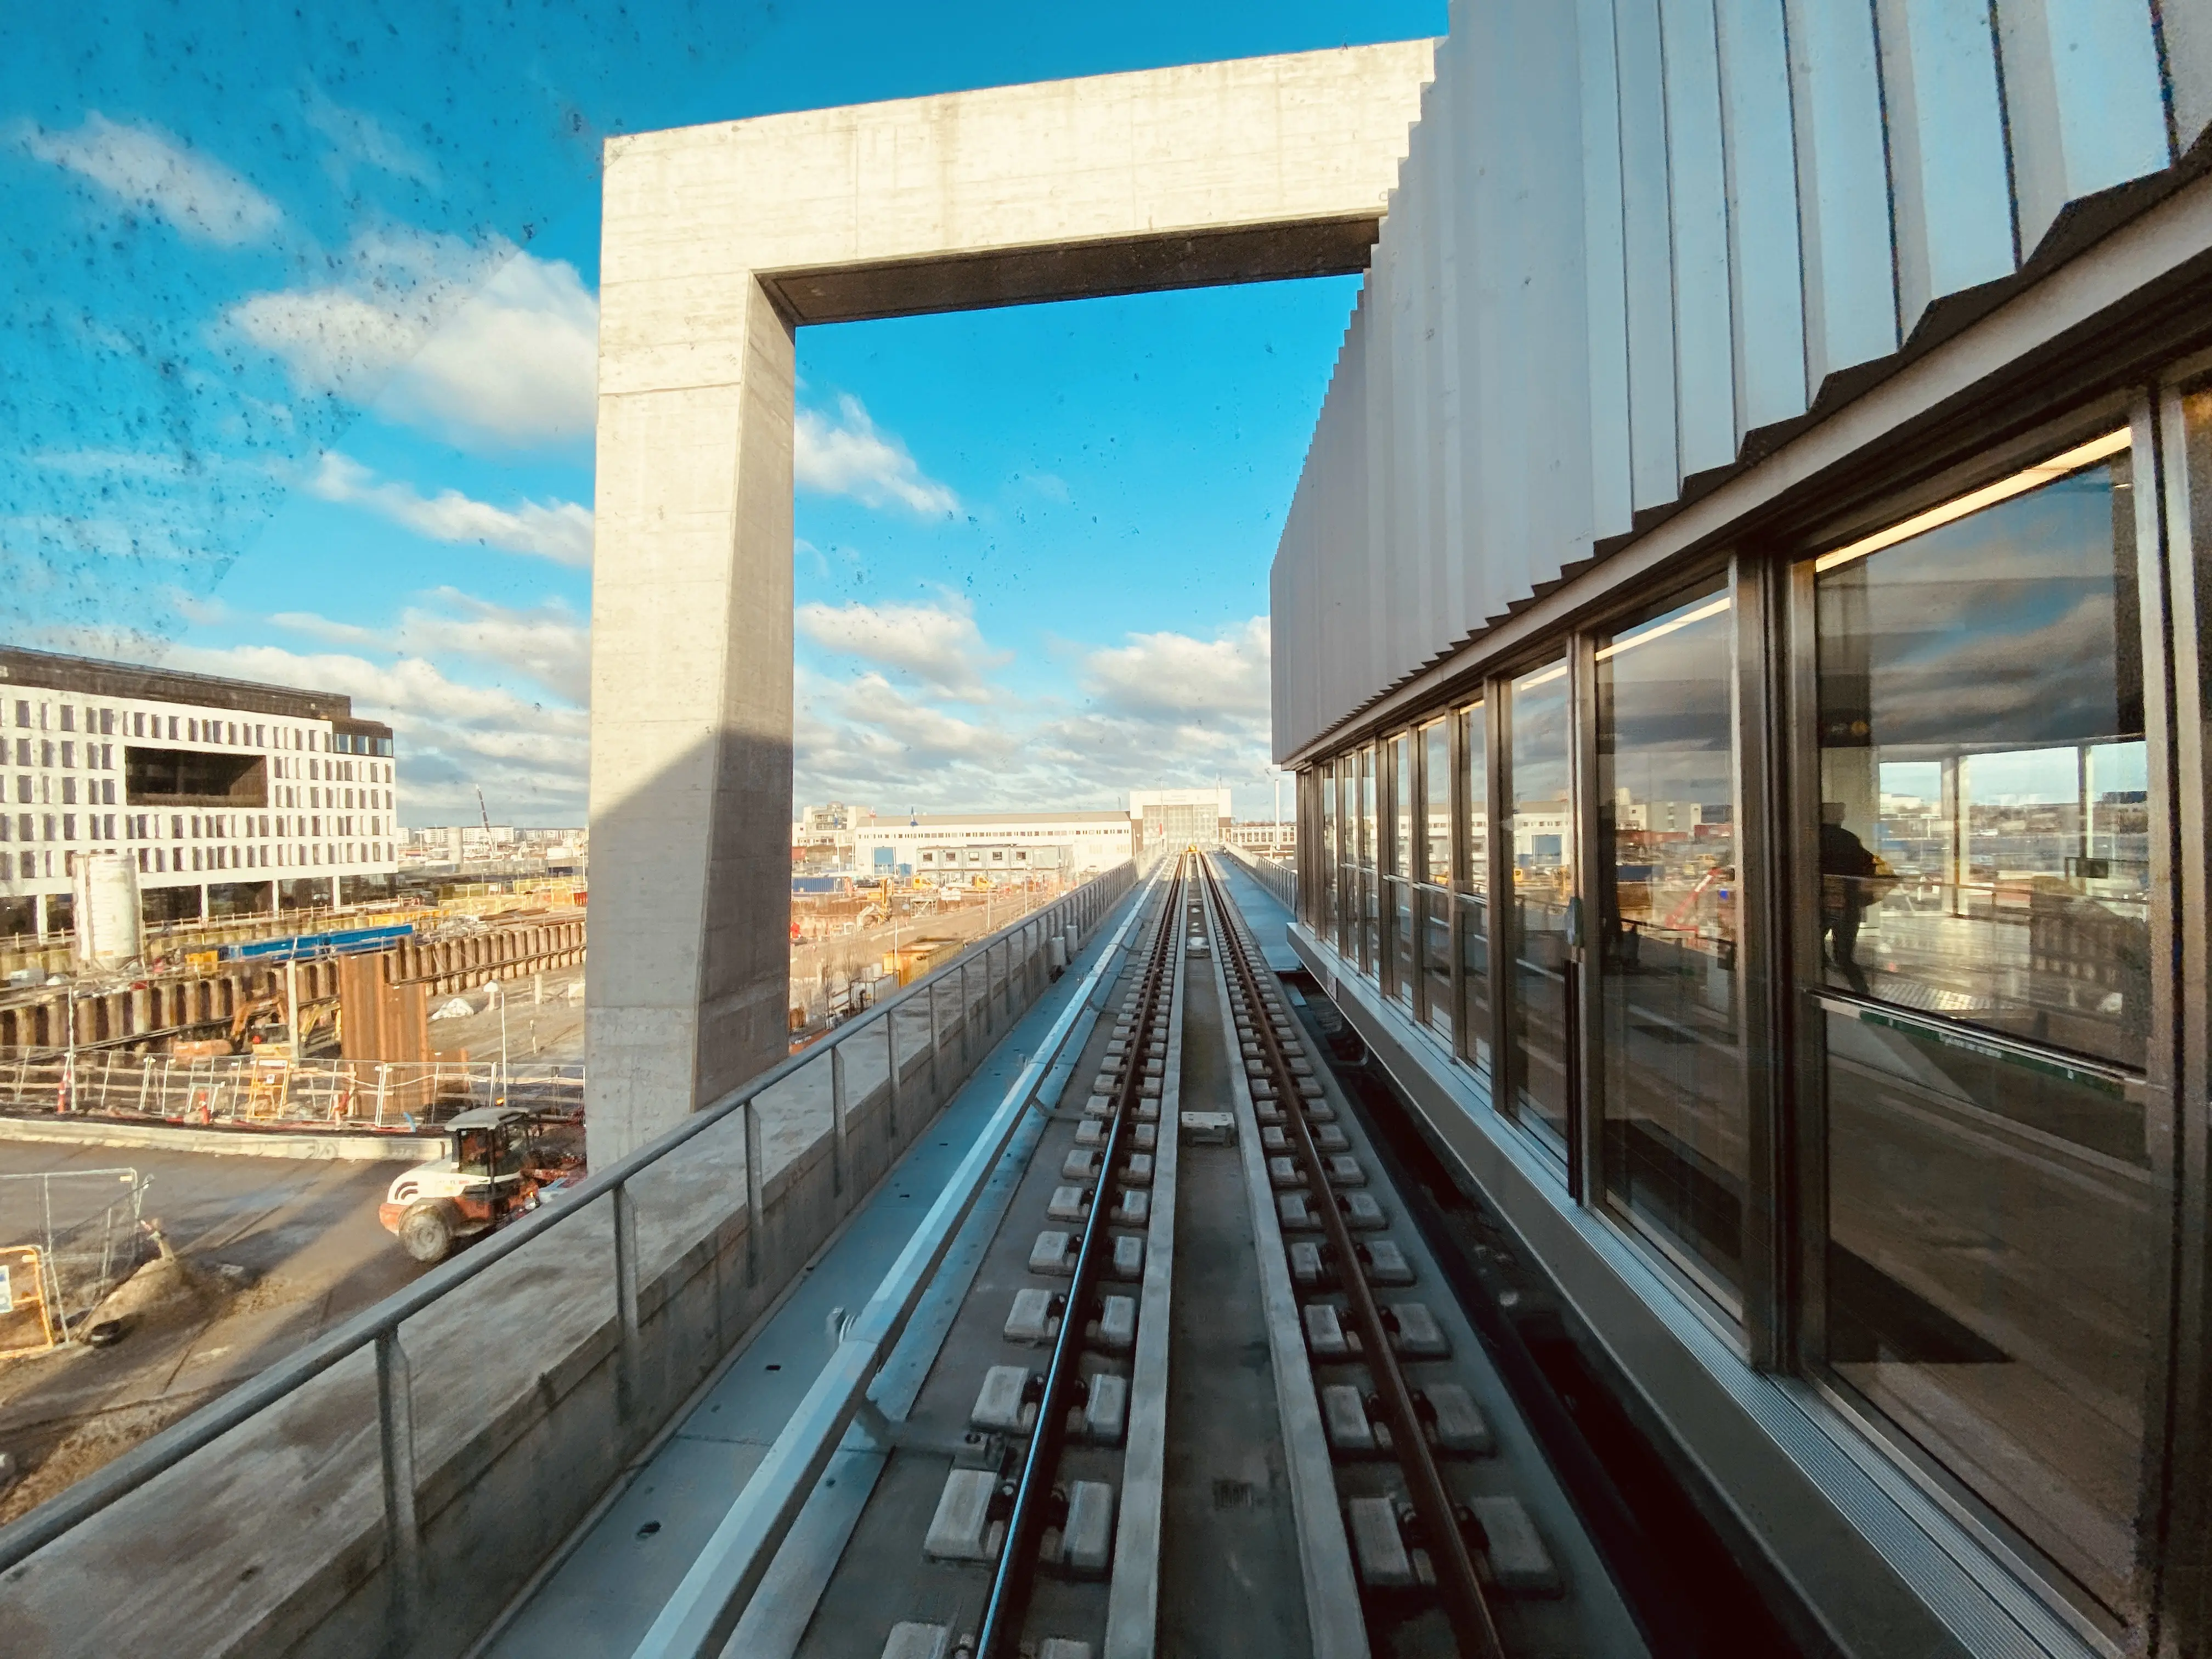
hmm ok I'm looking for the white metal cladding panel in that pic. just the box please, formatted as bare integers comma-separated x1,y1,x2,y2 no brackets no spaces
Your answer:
1271,0,2187,761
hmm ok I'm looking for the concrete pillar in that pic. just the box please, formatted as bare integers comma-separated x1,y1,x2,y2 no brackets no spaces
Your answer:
583,48,1430,1167
587,273,794,1168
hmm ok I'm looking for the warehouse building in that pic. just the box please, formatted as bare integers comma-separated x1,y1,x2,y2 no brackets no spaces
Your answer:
0,648,398,938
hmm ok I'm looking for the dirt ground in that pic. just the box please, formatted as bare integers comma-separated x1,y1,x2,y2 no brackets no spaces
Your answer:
425,965,586,1064
0,1137,430,1522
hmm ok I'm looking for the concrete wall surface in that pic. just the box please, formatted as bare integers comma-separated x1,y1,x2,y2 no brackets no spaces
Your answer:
587,41,1432,1164
1271,0,2201,755
0,871,1134,1659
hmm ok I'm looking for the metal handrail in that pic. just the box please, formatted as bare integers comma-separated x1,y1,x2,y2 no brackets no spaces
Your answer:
0,862,1135,1587
629,862,1163,1659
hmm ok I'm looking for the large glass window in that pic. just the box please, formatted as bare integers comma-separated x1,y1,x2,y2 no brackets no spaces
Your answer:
1595,588,1744,1310
1812,430,2163,1618
1357,744,1379,975
1504,658,1575,1155
1335,761,1356,961
1813,430,2148,1065
1417,716,1452,1036
1458,701,1492,1076
1311,765,1335,937
1386,731,1415,1007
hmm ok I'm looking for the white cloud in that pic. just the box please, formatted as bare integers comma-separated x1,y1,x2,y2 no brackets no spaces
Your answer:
272,588,588,704
301,85,439,188
156,640,588,823
228,229,596,449
795,596,1006,700
795,394,957,515
791,615,1277,814
1080,617,1271,719
308,452,592,566
19,112,279,245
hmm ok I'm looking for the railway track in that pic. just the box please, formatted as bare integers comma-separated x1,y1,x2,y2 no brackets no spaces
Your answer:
521,852,1641,1659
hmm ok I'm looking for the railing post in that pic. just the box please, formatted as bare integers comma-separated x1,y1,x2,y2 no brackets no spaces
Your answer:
927,978,942,1102
743,1097,764,1289
375,1327,422,1648
613,1182,642,1419
885,1007,901,1144
830,1042,848,1200
959,962,971,1064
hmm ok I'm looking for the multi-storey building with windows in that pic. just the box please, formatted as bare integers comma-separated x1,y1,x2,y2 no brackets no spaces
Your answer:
0,648,398,938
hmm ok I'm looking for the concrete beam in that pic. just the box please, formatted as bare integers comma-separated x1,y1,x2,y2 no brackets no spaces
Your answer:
589,42,1432,1165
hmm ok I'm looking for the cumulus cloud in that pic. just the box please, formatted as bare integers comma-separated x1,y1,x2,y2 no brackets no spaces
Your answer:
308,452,592,566
158,640,588,823
19,112,280,245
228,229,596,448
792,614,1276,814
796,596,1006,700
795,394,957,515
272,588,588,706
1080,616,1270,719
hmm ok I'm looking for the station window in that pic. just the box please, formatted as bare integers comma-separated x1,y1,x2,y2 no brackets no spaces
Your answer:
1384,730,1414,1009
1594,584,1745,1311
1808,427,2157,1618
1503,656,1575,1159
1416,716,1452,1039
1455,702,1492,1077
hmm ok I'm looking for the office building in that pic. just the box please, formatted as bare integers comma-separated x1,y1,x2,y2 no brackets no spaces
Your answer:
0,648,398,937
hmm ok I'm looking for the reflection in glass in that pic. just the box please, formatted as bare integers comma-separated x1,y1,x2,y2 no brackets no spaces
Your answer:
1317,763,1337,938
1813,434,2164,1621
1358,745,1379,976
1825,1010,2156,1616
1506,659,1573,1154
1419,718,1452,1035
1459,702,1491,1076
1813,439,2148,1069
1387,732,1415,1007
1594,590,1743,1307
1422,719,1452,884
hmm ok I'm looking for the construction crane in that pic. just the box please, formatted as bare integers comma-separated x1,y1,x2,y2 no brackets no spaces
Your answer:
475,786,493,838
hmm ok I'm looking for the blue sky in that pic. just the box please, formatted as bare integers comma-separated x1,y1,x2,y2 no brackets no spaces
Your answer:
1,1,1443,825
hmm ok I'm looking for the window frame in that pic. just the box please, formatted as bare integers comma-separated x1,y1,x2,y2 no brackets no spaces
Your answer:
1782,390,2179,1643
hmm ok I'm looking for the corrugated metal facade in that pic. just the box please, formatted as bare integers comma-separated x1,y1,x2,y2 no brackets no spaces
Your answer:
1273,0,2199,758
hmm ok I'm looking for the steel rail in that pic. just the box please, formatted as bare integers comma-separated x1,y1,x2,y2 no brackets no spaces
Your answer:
975,854,1188,1659
1201,855,1506,1659
626,865,1165,1659
0,865,1136,1580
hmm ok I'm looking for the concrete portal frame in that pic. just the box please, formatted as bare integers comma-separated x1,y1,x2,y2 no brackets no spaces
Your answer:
588,42,1434,1161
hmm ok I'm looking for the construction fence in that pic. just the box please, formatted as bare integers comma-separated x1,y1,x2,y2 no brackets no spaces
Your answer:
0,1052,584,1130
0,1167,150,1349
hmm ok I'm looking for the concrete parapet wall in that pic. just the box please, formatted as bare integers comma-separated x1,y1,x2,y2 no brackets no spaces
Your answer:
0,871,1131,1659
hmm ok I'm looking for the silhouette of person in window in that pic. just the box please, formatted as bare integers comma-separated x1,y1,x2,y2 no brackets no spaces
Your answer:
1820,802,1875,996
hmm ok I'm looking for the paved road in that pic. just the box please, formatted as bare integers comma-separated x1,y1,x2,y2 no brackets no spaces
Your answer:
0,1136,430,1519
